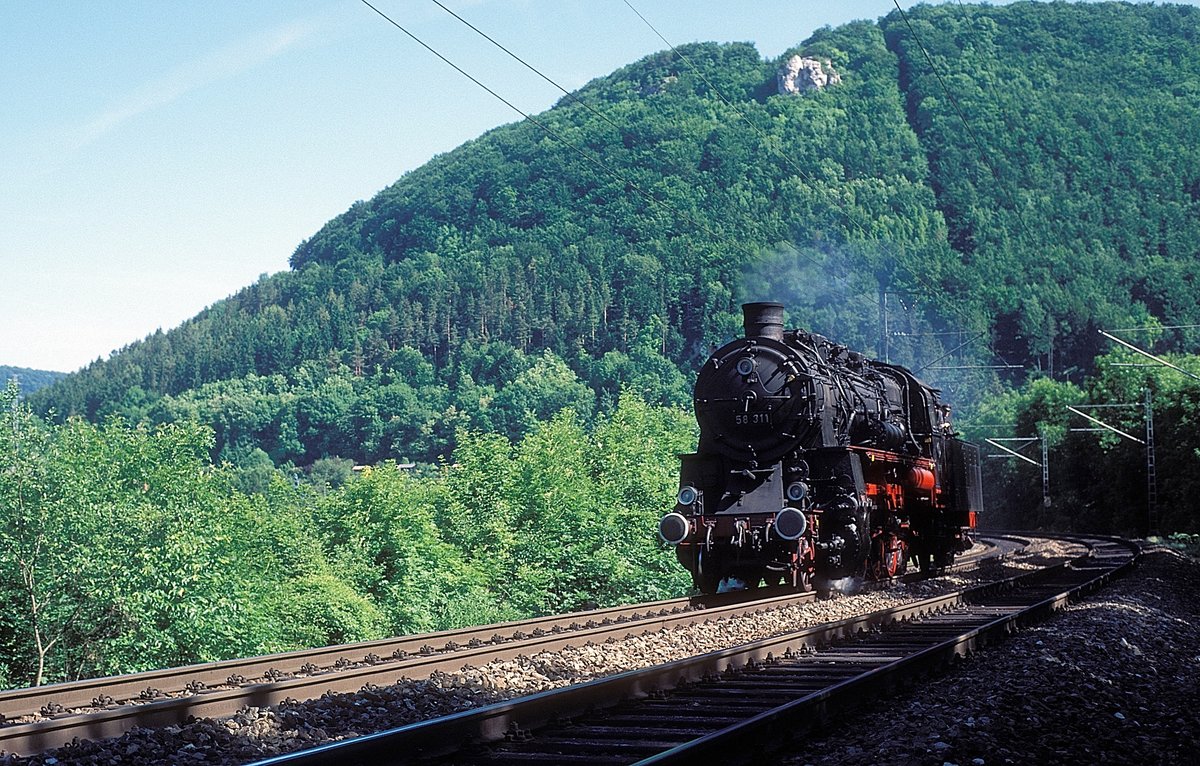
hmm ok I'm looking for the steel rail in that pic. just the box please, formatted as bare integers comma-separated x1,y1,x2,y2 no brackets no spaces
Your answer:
0,586,842,754
243,533,1130,765
637,535,1137,765
0,534,1014,723
0,595,710,721
0,534,1022,756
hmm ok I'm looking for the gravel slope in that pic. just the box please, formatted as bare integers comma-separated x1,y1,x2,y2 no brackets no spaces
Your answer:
783,546,1200,766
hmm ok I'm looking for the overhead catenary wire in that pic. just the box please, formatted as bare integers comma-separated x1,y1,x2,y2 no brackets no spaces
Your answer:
1098,330,1200,382
428,0,632,140
913,330,986,374
427,0,868,304
619,0,1003,369
375,0,1007,375
359,1,641,210
360,0,776,279
1113,324,1200,332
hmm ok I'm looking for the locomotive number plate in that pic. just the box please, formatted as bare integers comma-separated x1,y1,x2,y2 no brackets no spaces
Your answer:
733,412,771,426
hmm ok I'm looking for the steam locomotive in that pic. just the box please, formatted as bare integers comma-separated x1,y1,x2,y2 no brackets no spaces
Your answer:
658,302,982,593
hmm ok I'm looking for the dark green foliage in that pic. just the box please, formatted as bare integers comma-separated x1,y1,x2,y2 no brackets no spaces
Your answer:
29,30,957,456
15,2,1200,575
0,386,693,685
882,2,1200,373
0,383,294,683
435,395,695,614
961,350,1200,536
267,574,386,649
306,456,356,492
0,366,65,395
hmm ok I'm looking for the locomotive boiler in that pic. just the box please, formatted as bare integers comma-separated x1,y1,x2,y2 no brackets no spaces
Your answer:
658,302,982,593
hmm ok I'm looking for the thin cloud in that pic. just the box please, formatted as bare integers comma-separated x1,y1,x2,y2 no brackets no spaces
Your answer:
69,18,319,151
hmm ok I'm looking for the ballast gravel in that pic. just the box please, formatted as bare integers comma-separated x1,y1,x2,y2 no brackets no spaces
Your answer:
10,538,1192,766
783,545,1200,766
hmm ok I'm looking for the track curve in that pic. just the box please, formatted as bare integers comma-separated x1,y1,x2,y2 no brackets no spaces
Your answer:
243,533,1134,766
0,534,1029,758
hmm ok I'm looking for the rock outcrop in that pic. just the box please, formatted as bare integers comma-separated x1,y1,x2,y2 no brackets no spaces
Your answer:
777,55,842,94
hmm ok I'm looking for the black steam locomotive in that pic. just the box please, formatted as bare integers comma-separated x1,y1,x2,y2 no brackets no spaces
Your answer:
658,303,982,593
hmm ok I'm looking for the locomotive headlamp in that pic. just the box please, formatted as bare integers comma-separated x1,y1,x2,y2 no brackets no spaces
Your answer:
735,356,757,376
677,485,699,506
786,481,809,502
658,512,691,545
773,507,808,540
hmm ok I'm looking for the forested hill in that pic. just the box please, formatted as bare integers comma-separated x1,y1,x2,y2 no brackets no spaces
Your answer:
885,1,1200,369
29,2,1200,470
1,366,65,395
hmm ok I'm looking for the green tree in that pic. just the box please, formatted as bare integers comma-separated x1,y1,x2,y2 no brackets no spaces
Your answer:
0,382,74,685
313,465,507,633
493,350,596,439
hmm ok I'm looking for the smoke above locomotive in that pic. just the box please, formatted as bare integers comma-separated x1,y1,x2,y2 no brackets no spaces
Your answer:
658,302,982,593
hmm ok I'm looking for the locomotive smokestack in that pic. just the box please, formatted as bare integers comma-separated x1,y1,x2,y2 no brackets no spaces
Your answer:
742,302,785,341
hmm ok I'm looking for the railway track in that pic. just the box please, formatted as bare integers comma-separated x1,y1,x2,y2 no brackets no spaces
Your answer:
0,534,1028,758
242,533,1134,766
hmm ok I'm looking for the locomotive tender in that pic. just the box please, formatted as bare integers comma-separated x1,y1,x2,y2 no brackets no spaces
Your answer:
658,302,982,593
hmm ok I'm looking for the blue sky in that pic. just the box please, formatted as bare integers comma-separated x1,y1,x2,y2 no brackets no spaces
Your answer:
2,1,1187,372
